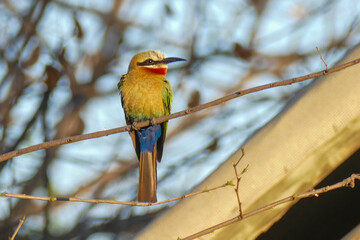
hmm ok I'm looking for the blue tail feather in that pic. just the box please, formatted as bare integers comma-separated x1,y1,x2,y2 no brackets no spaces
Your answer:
136,125,161,153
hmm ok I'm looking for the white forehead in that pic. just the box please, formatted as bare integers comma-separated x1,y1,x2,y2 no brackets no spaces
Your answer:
147,50,166,60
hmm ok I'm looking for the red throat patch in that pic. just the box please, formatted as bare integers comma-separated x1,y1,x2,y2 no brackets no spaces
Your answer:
145,67,167,75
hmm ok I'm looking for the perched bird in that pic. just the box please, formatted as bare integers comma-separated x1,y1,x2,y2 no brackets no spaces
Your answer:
118,50,185,202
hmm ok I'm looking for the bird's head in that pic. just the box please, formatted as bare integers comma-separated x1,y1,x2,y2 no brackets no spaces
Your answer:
128,50,185,75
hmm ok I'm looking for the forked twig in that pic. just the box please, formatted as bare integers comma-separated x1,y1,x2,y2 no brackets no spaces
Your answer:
231,148,247,217
180,174,360,240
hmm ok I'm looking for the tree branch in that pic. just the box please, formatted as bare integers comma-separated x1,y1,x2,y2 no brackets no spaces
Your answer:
9,216,26,240
1,57,360,163
180,173,360,240
0,183,228,207
232,148,247,217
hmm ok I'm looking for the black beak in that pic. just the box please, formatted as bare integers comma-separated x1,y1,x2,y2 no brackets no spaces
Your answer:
161,57,186,64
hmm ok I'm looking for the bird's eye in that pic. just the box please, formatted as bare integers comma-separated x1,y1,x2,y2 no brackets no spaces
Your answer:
137,58,156,66
146,59,154,64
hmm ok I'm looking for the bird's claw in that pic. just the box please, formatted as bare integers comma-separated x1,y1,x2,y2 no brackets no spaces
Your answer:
150,119,156,126
131,122,140,131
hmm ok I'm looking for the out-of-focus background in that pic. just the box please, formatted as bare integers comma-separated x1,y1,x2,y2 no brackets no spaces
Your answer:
0,0,359,239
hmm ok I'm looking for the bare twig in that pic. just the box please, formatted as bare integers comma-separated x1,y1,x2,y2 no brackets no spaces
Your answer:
0,183,229,207
1,57,360,163
10,216,26,240
316,46,328,72
232,148,246,217
180,173,360,240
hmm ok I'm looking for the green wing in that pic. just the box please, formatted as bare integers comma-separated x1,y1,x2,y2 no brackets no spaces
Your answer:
117,74,126,117
156,78,173,162
118,74,140,159
118,74,134,124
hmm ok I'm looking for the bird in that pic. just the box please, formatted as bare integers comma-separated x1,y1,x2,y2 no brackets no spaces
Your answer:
118,50,185,202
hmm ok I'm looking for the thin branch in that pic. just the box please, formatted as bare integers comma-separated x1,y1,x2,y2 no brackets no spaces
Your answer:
316,46,328,72
2,170,359,239
232,148,246,217
10,216,26,240
180,173,360,240
1,57,360,163
0,183,229,207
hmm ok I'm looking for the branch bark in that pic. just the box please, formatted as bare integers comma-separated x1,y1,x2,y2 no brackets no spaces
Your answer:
180,173,360,240
1,57,360,163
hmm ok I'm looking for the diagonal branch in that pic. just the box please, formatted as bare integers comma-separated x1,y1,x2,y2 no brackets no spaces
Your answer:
1,57,360,163
9,216,26,240
180,173,360,240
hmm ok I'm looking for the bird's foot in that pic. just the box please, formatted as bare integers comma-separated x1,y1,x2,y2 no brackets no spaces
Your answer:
150,118,156,126
131,122,140,131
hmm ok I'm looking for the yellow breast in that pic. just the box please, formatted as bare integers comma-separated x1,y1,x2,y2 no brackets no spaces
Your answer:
121,70,165,121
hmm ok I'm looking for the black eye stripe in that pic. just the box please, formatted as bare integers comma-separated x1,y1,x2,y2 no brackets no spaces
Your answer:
138,58,158,66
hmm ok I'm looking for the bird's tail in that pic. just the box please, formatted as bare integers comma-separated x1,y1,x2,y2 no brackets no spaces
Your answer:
138,151,157,203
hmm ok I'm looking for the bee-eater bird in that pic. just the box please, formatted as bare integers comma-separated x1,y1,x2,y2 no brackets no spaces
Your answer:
118,50,185,202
